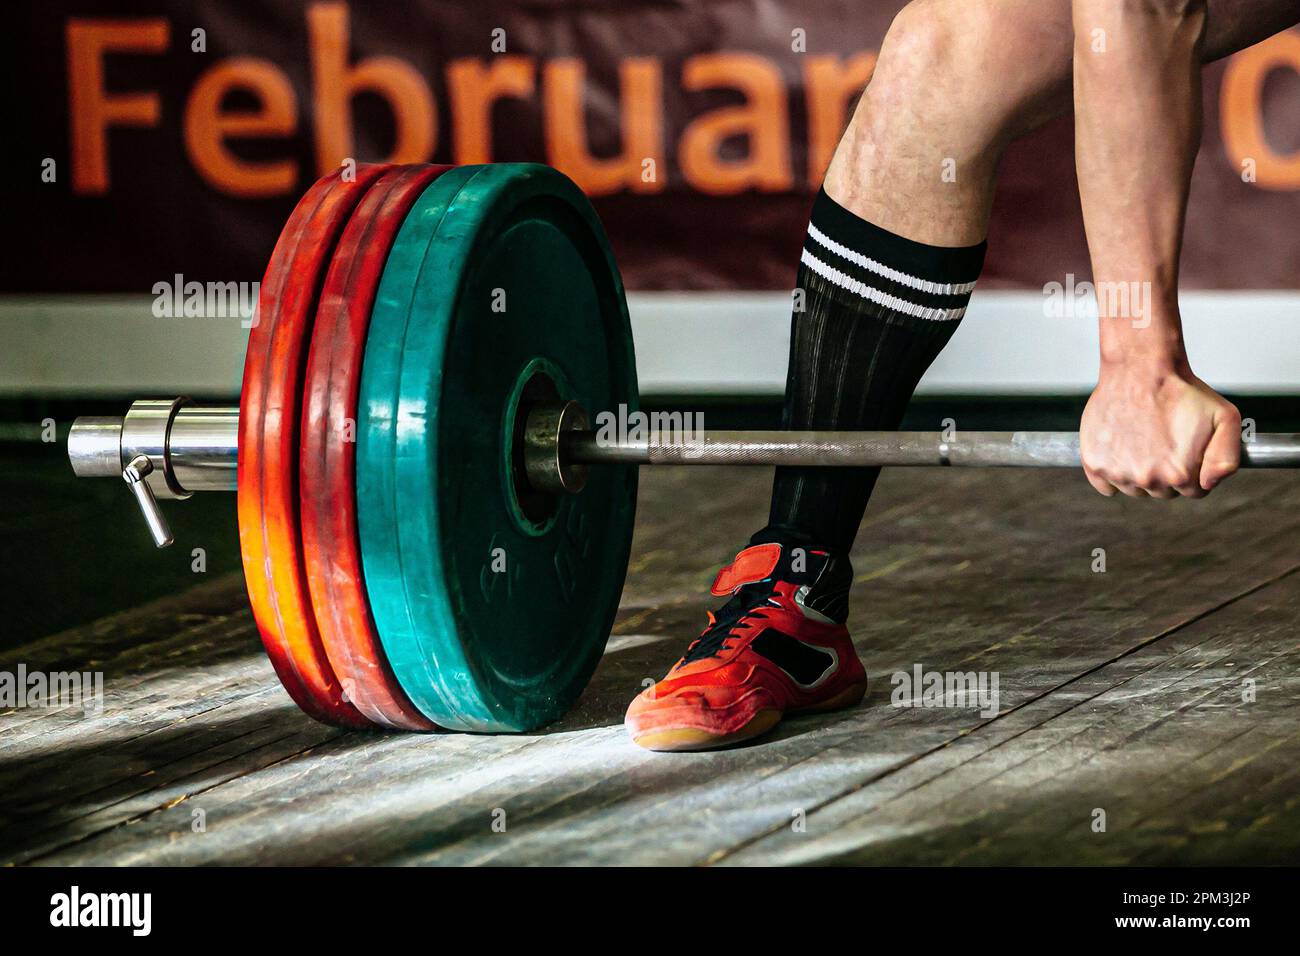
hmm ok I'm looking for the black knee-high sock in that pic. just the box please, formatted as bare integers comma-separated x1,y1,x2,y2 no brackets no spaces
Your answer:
754,188,986,557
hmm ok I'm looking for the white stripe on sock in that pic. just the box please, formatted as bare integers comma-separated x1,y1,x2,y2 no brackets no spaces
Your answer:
806,222,978,295
800,248,968,322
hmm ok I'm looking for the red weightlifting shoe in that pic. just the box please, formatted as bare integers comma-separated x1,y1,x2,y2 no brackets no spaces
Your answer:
626,540,866,751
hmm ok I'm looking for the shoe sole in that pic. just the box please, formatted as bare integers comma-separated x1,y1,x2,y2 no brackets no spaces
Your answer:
631,678,867,753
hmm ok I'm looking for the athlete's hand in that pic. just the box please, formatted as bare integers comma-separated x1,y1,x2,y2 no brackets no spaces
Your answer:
1080,364,1241,498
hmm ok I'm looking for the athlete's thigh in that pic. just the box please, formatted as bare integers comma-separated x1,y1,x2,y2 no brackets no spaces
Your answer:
1204,0,1300,61
990,0,1300,140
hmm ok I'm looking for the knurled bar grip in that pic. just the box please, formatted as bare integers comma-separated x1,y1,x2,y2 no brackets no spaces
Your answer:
563,430,1300,468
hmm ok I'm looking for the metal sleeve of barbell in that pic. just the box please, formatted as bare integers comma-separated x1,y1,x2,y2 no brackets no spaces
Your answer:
167,406,240,491
68,405,240,491
564,431,1300,468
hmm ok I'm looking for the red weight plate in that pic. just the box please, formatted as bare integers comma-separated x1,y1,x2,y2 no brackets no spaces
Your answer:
300,164,451,731
238,164,388,729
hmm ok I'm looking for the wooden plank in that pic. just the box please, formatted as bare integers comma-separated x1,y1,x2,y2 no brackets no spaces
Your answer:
6,467,1298,865
13,720,344,865
724,568,1300,864
0,573,252,747
5,468,941,863
396,472,1299,865
28,732,569,865
0,591,302,821
0,571,364,863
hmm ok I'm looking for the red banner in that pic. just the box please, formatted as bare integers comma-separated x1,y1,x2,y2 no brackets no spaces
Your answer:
6,1,1299,292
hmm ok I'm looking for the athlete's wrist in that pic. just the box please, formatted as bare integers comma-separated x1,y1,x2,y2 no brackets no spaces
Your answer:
1096,303,1188,374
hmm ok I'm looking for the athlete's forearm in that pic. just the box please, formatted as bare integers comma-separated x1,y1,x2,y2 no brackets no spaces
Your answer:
1071,0,1206,372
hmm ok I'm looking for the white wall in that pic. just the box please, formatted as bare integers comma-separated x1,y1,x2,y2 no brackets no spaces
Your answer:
1,291,1296,398
628,291,1300,396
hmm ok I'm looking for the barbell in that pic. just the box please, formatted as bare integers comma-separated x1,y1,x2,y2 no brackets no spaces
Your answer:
65,162,1300,734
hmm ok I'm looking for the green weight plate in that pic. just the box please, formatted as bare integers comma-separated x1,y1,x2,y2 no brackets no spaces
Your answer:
358,164,638,733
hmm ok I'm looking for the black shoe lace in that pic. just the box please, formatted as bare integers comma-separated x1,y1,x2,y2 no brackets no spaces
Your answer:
679,585,779,666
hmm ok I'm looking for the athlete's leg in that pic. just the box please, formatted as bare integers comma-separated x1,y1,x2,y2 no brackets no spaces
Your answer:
768,0,1300,555
828,0,1300,244
626,0,1300,750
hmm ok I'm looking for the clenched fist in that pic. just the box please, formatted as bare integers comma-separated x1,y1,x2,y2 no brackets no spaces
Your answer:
1080,364,1241,499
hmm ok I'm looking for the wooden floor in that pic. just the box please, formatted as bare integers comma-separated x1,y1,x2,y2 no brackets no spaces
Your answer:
4,466,1299,866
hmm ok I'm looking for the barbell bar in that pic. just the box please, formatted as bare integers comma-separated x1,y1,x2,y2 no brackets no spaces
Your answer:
67,399,1300,546
563,424,1300,468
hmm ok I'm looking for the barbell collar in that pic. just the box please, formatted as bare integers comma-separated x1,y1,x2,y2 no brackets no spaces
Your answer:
68,399,240,547
523,400,591,495
69,401,239,492
120,398,191,500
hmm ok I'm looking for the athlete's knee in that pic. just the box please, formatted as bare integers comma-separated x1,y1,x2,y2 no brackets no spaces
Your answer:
865,0,1072,150
886,1,954,64
872,0,961,99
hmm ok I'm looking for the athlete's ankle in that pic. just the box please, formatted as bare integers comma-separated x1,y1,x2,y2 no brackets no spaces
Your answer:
740,528,853,626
